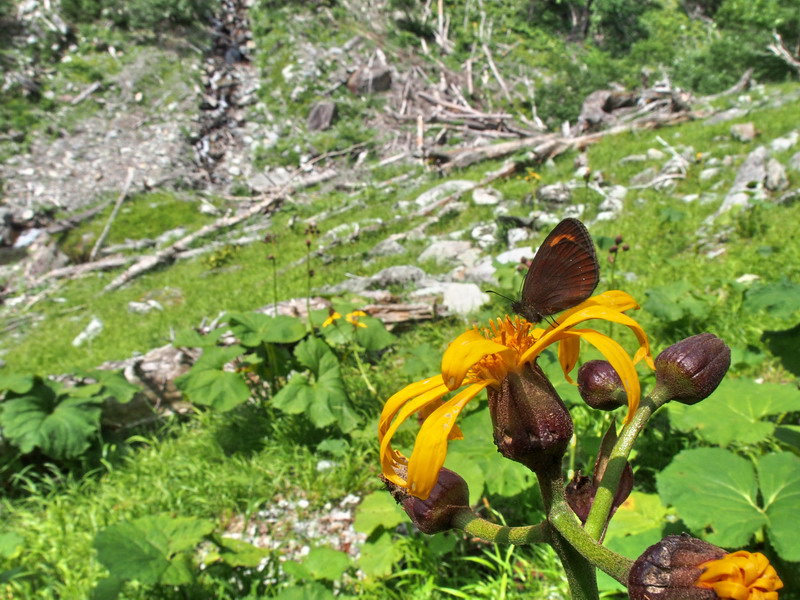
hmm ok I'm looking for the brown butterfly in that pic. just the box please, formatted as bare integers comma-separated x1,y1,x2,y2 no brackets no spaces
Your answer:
511,218,600,323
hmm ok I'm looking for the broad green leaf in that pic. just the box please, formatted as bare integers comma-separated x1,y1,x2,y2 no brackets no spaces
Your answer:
657,448,764,548
354,317,396,351
295,337,339,375
0,373,34,394
317,438,349,457
743,279,800,320
172,327,225,348
227,312,305,346
605,492,669,541
272,375,315,414
643,282,711,323
758,452,800,561
0,385,102,459
400,343,442,381
667,379,800,446
428,532,458,556
66,382,104,398
0,533,23,559
444,450,486,505
353,492,405,535
94,515,213,585
282,560,312,580
84,370,140,404
358,531,400,579
274,582,335,600
193,345,246,370
303,547,351,581
174,367,250,412
774,425,800,450
209,536,271,568
91,575,125,600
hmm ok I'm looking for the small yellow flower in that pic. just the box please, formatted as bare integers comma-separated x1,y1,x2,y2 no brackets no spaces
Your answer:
696,551,784,600
525,169,542,182
322,312,342,328
345,310,368,328
378,291,653,499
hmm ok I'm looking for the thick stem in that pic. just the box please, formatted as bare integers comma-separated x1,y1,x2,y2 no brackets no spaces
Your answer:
549,500,633,584
538,463,599,600
583,391,669,540
451,509,550,545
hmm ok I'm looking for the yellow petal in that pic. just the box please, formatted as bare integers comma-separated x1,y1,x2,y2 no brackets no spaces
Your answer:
558,336,582,384
379,376,444,440
441,329,515,390
322,312,342,327
348,310,367,317
710,581,749,600
566,329,641,423
406,381,491,499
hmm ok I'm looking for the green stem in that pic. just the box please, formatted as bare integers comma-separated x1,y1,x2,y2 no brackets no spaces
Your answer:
271,257,278,317
549,500,633,584
305,245,313,333
583,390,669,540
264,342,279,397
351,343,377,397
452,509,550,545
538,463,599,600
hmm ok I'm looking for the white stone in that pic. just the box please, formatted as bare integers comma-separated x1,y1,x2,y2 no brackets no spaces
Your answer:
418,240,473,265
72,317,103,347
496,247,534,264
414,180,474,209
442,283,489,316
507,227,530,246
472,187,502,205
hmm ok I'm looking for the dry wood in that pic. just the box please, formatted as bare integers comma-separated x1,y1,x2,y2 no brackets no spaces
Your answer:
767,32,800,74
32,255,135,285
363,302,442,326
482,43,513,103
70,81,103,105
89,167,136,261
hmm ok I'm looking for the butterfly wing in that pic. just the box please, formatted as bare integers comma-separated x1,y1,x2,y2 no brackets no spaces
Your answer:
515,218,599,322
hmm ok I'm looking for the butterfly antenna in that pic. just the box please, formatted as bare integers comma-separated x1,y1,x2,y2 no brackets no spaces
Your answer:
485,289,515,304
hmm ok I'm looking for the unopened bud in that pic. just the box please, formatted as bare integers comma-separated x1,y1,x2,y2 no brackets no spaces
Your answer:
622,243,630,252
578,360,627,411
487,363,573,474
383,466,470,534
615,235,624,245
654,333,730,405
629,535,726,600
609,245,619,254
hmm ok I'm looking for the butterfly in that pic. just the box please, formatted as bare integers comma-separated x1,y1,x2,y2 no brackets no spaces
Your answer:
511,218,600,324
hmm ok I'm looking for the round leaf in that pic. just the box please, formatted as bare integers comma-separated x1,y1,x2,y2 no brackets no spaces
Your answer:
758,452,800,561
354,492,405,535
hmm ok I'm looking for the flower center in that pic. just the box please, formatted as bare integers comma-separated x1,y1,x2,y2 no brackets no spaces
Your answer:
468,316,536,386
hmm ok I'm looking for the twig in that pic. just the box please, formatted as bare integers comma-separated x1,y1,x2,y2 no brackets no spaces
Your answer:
767,31,800,75
89,167,136,261
70,81,103,105
482,43,513,103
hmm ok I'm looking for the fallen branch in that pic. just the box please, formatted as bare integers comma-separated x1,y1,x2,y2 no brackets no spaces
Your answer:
89,167,136,261
767,31,800,75
482,43,513,103
70,81,103,105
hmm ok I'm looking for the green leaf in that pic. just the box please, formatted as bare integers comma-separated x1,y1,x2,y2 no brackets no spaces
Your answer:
272,338,358,432
210,536,271,568
353,492,405,535
274,582,335,600
643,282,711,323
0,384,102,459
227,312,305,346
758,452,800,561
84,370,140,404
743,279,800,320
174,367,250,412
0,533,23,559
193,345,246,370
172,327,225,348
317,438,349,457
91,575,125,600
657,448,765,548
94,515,213,585
667,378,800,446
354,317,396,351
282,560,312,580
604,492,669,541
0,373,34,394
400,343,441,381
357,531,400,579
774,425,800,450
303,547,351,581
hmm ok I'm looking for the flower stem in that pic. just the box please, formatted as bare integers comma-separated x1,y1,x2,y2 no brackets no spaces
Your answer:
351,343,377,397
451,509,550,545
583,391,668,540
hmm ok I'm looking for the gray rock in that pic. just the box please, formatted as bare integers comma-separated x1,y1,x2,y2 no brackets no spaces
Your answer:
418,240,473,265
442,283,489,316
536,183,571,205
563,204,586,219
128,300,164,314
630,167,657,186
471,223,498,250
770,131,798,152
452,256,497,284
700,168,721,181
715,146,768,215
788,152,800,172
472,187,502,206
307,101,337,131
370,265,426,288
369,238,405,257
414,180,474,210
776,189,800,206
347,66,392,94
507,227,530,246
496,247,534,264
731,122,757,142
620,154,647,164
12,227,42,248
765,159,789,191
646,148,666,160
705,107,748,125
72,317,104,347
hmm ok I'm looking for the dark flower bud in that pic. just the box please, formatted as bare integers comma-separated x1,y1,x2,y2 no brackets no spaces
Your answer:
615,235,624,245
383,466,470,534
654,333,730,405
308,269,315,278
628,535,726,600
577,360,627,411
622,243,630,252
487,362,573,474
267,254,275,261
305,238,312,247
609,245,619,254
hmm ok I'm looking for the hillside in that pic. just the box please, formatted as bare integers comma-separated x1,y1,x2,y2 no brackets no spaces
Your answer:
0,0,799,598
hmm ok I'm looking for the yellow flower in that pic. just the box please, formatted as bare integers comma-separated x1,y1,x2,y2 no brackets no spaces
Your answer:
378,291,653,499
345,310,368,328
696,551,784,600
322,312,342,328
